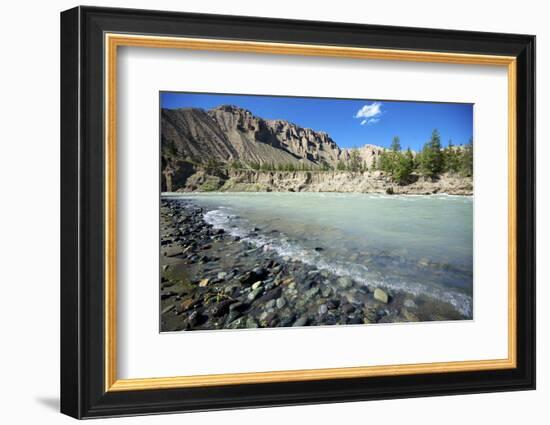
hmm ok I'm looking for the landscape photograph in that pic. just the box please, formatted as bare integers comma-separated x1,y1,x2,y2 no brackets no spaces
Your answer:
159,92,474,332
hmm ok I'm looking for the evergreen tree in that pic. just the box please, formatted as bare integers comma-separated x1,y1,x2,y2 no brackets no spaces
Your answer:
405,147,414,171
378,151,392,174
380,136,401,176
390,136,401,152
443,140,461,174
419,129,443,177
393,149,414,184
459,137,474,177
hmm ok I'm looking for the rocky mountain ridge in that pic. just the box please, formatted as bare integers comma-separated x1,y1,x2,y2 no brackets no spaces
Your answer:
162,104,354,168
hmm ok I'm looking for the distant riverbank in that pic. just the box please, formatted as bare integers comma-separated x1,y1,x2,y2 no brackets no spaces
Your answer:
166,168,473,195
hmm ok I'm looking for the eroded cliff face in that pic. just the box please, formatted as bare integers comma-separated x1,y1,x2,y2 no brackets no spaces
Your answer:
162,105,343,168
339,145,387,169
175,169,473,195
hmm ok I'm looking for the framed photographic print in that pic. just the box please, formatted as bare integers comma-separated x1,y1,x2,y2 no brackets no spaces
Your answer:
60,6,536,419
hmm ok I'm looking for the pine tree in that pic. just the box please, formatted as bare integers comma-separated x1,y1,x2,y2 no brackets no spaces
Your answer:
405,147,414,170
443,140,461,174
393,150,414,184
460,137,474,177
378,151,390,173
419,129,443,177
390,136,401,152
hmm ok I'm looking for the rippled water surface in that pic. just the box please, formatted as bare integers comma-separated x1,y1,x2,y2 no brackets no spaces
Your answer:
162,192,473,317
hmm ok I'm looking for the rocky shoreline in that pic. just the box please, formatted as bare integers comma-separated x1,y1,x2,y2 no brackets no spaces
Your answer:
160,198,467,331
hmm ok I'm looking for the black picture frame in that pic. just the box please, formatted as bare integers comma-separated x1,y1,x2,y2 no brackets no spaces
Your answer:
60,5,535,419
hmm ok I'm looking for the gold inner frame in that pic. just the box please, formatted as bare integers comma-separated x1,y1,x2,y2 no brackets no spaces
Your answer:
104,33,517,392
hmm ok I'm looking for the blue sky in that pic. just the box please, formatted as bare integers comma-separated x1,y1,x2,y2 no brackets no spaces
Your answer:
161,92,473,151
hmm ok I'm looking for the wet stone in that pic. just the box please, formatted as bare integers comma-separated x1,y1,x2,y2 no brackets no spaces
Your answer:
321,285,332,298
337,276,353,288
247,287,263,301
404,299,417,309
246,317,259,328
374,288,389,304
265,299,276,310
293,315,308,327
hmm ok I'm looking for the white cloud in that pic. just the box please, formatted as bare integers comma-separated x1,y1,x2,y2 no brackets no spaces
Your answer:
361,118,379,126
355,102,382,126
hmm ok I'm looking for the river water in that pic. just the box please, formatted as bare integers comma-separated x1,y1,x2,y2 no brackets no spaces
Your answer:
162,192,473,318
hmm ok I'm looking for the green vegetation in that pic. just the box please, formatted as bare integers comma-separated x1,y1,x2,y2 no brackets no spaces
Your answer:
348,149,363,172
390,136,401,152
418,129,443,177
459,138,474,177
199,176,223,192
230,160,243,170
377,130,473,183
205,157,222,172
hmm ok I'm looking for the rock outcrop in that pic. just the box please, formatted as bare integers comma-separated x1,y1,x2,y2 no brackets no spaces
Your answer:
162,105,341,169
339,144,387,169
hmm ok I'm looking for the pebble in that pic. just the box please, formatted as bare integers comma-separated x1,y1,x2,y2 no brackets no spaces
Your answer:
337,276,353,288
321,285,332,297
327,299,340,310
247,287,263,301
246,317,259,328
341,303,355,314
229,301,247,312
401,309,419,322
293,315,308,327
225,310,242,324
344,291,364,305
404,299,417,308
265,299,276,309
161,305,175,315
304,287,319,299
374,288,389,303
276,297,286,309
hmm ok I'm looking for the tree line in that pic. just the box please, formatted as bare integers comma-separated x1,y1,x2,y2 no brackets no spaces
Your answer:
377,130,473,184
198,128,473,181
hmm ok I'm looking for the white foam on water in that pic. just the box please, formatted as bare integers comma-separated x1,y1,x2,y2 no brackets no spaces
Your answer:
203,207,473,317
